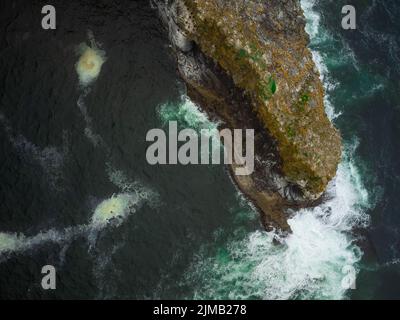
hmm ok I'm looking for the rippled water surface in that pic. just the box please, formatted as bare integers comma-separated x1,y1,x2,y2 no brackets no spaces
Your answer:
0,0,399,299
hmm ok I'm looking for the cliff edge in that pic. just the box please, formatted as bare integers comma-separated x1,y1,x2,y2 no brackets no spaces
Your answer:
156,0,342,232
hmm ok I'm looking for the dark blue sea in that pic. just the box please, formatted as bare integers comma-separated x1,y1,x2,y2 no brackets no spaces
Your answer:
0,0,399,299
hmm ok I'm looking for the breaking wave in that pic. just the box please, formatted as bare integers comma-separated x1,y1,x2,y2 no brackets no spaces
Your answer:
182,140,370,299
158,95,221,154
165,0,372,300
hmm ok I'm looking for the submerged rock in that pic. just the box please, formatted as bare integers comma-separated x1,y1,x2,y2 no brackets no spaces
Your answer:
155,0,342,232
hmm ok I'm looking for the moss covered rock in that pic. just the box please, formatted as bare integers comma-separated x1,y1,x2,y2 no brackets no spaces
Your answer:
175,0,341,198
156,0,342,231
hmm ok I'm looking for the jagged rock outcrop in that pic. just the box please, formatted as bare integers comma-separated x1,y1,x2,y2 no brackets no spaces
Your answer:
155,0,342,232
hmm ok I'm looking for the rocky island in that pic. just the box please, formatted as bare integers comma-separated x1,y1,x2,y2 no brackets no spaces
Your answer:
155,0,342,232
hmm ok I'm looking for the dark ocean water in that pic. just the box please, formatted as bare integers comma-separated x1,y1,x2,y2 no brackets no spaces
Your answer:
0,0,399,299
311,0,400,299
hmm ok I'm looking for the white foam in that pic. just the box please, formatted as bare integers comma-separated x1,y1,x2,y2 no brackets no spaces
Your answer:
182,0,371,300
0,233,24,254
91,193,139,228
301,0,321,39
75,63,106,148
158,96,219,131
0,226,89,256
0,113,66,190
300,0,340,120
158,95,222,154
250,0,371,299
185,141,369,299
300,0,362,120
75,32,106,87
0,172,157,258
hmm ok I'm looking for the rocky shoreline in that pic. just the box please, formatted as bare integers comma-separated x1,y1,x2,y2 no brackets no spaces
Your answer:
154,0,342,232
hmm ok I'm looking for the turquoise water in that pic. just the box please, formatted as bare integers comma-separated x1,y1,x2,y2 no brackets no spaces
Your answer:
157,100,369,299
154,0,378,300
1,0,399,299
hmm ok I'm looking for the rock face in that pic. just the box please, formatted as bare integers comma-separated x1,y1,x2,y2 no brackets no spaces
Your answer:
155,0,342,232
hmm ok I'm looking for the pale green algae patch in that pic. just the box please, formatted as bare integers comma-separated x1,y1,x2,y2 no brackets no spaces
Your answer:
75,33,106,87
91,193,136,227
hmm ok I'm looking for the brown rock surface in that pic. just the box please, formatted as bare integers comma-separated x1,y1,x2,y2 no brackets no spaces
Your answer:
155,0,342,232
